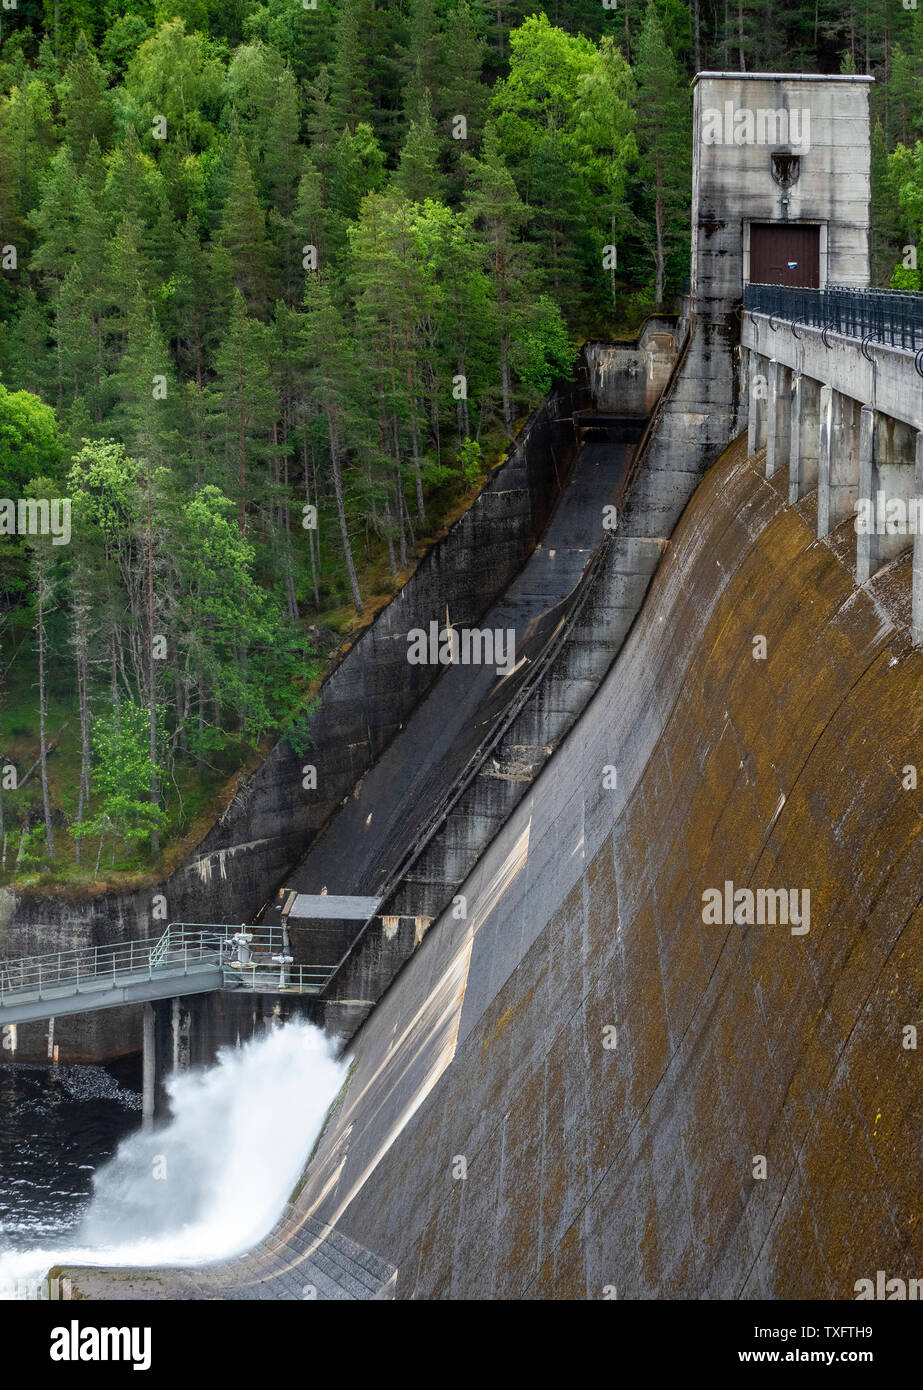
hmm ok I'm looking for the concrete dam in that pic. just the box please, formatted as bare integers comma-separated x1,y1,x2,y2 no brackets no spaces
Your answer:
7,72,922,1300
54,424,923,1300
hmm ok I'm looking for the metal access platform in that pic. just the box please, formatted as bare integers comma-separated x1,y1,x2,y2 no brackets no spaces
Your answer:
0,924,338,1026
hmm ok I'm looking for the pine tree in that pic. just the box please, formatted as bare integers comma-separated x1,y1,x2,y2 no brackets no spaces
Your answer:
264,67,302,218
218,131,276,316
167,213,233,387
463,124,534,435
395,89,446,204
24,474,62,865
59,30,113,162
492,13,597,299
210,289,278,534
437,0,489,164
330,0,376,133
572,36,637,314
299,276,363,614
634,5,691,305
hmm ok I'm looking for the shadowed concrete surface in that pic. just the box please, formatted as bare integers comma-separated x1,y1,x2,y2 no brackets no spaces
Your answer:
64,430,922,1298
283,425,643,906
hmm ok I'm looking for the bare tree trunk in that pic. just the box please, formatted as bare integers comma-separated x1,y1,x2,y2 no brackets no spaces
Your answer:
281,431,299,622
173,642,187,755
37,586,55,863
326,411,362,614
610,206,617,311
111,639,121,725
144,462,160,857
654,151,665,306
302,428,320,609
197,659,206,764
74,600,91,864
383,496,397,576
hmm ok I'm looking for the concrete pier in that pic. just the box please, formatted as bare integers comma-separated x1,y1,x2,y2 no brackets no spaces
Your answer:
765,358,791,478
789,373,821,503
142,1004,155,1131
856,405,878,583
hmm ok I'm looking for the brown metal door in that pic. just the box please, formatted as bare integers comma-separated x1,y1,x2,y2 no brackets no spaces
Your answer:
749,224,820,287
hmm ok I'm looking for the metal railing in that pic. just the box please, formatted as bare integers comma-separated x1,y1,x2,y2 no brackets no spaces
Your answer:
0,923,338,1008
161,923,338,993
148,923,233,968
744,283,923,351
221,962,338,993
0,936,166,1003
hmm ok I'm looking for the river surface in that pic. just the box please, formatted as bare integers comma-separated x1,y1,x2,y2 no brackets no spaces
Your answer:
0,1057,142,1254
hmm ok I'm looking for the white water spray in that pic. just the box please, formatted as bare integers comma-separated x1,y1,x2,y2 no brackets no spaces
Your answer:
0,1020,346,1298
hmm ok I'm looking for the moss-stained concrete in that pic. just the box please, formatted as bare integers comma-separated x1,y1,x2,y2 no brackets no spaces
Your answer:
71,433,922,1299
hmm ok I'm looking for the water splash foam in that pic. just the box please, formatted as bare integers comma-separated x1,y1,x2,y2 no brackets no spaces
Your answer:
0,1019,346,1299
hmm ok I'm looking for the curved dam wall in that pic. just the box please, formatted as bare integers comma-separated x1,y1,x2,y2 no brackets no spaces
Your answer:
77,430,923,1298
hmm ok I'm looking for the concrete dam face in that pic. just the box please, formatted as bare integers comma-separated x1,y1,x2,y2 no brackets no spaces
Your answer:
65,429,922,1300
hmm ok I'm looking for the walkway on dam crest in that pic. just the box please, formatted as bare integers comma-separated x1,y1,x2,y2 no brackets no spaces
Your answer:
742,282,923,641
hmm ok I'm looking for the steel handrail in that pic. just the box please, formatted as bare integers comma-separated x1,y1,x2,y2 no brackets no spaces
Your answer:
744,283,923,351
0,924,336,1006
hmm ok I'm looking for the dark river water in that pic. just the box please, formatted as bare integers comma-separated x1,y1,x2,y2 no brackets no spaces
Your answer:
0,1057,142,1252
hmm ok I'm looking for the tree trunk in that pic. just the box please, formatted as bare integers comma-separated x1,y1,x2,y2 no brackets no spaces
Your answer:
198,659,206,764
654,150,665,306
407,371,426,522
497,242,513,436
326,408,362,614
75,600,91,865
37,588,55,863
145,462,160,858
499,330,513,437
383,496,397,576
302,428,320,608
610,206,617,311
173,643,187,756
16,819,29,868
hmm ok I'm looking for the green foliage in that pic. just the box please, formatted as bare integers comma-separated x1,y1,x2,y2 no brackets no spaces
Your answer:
118,18,224,150
3,0,919,882
511,296,576,398
69,701,168,850
0,382,66,495
459,437,482,485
